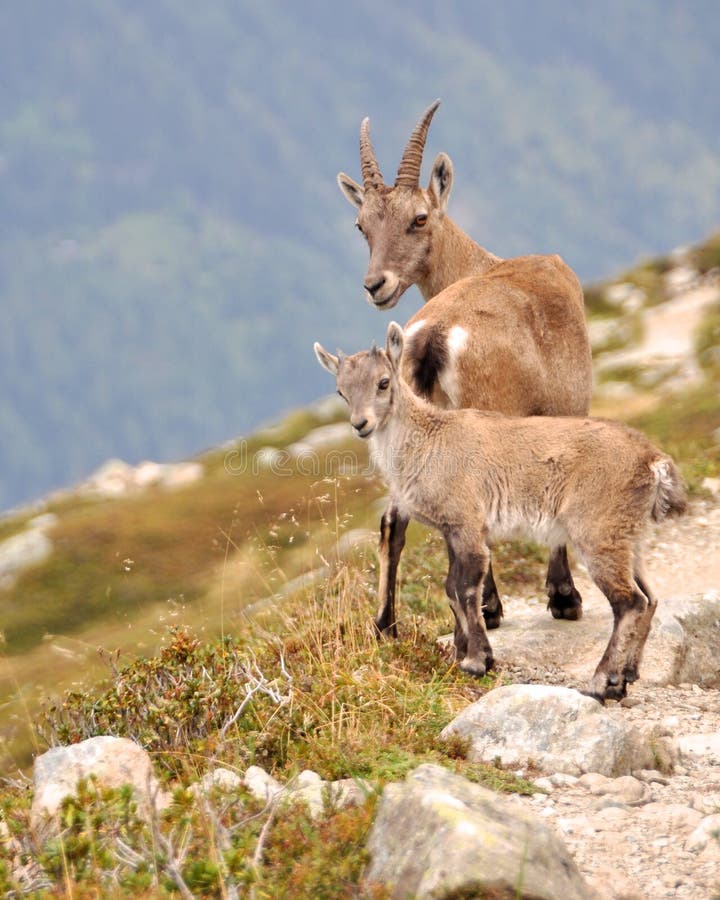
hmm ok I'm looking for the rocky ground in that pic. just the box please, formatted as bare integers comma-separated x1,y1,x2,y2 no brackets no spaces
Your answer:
490,497,720,900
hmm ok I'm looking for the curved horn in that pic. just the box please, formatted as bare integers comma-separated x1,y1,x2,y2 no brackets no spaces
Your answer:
395,99,441,188
360,117,384,190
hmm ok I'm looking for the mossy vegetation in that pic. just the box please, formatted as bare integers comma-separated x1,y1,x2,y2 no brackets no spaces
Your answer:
2,537,535,897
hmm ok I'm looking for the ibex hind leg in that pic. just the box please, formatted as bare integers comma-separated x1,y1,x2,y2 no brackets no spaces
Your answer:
481,560,504,629
546,545,583,621
588,580,655,702
623,565,658,684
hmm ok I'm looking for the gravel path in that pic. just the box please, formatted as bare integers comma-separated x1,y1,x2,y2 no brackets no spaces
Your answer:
496,498,720,899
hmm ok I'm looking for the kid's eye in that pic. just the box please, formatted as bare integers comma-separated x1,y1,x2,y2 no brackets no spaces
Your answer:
378,378,390,391
412,213,428,229
337,390,347,402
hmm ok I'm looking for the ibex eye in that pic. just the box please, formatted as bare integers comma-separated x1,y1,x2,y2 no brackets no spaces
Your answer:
378,378,390,391
355,220,364,234
413,214,428,228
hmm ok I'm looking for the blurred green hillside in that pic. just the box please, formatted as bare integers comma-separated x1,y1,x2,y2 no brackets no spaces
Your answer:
2,0,720,509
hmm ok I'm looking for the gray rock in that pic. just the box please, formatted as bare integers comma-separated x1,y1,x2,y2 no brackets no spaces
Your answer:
0,526,53,589
364,763,595,899
685,814,720,852
678,732,720,764
32,736,167,831
636,802,702,833
243,765,283,804
651,593,720,689
441,685,655,776
577,773,647,804
242,766,371,819
195,767,244,795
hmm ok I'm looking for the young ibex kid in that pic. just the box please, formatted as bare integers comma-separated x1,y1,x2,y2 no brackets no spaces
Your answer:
314,323,686,702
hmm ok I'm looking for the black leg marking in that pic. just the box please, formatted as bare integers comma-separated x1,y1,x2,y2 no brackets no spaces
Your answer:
546,545,583,621
445,544,494,678
481,560,504,629
374,508,408,639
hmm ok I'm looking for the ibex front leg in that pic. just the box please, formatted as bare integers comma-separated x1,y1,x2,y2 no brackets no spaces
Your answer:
445,532,494,677
374,503,409,638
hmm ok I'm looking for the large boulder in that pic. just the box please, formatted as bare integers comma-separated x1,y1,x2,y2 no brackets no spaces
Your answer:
32,736,167,832
364,763,595,899
441,684,657,776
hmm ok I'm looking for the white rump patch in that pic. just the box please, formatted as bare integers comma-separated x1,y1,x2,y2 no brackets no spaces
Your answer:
438,325,469,407
403,319,426,343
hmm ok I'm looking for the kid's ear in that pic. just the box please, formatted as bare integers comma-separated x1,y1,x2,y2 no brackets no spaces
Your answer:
386,322,404,368
313,342,340,376
428,152,453,213
337,173,365,209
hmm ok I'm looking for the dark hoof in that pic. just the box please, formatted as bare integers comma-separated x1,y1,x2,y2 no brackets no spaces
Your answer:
374,619,398,640
459,655,494,678
482,595,504,630
604,681,628,701
587,671,628,702
547,586,583,621
622,666,639,684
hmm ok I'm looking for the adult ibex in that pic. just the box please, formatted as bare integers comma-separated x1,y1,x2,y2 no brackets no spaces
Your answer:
337,101,593,636
315,324,687,702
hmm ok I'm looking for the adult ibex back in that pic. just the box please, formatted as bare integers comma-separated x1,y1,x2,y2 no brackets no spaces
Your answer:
337,100,593,636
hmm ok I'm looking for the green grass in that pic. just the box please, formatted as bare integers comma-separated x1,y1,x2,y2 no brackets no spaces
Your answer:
1,534,536,897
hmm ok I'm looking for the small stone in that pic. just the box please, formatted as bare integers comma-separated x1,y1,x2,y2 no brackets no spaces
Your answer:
679,733,720,763
578,772,611,792
593,805,631,824
548,773,580,788
633,769,670,785
194,768,243,795
691,792,720,815
685,814,720,851
638,803,703,832
243,766,282,804
658,715,680,733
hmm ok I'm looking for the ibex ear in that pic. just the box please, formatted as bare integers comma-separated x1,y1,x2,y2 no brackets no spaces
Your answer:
337,173,365,209
429,152,453,213
314,343,340,377
386,322,404,369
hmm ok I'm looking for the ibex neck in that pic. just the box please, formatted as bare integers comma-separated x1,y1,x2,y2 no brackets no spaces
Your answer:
372,382,440,473
417,217,500,301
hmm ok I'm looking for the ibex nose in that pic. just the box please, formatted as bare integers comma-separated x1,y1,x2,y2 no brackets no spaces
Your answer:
352,417,368,433
364,276,386,298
